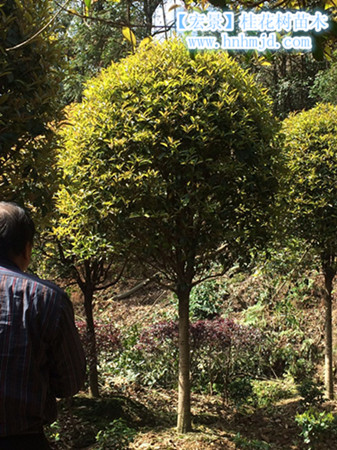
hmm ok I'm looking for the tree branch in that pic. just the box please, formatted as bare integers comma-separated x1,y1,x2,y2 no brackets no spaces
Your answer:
96,259,128,291
191,269,228,287
112,271,161,300
54,0,169,30
6,0,71,51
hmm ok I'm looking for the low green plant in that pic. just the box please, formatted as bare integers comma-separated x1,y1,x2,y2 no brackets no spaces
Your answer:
295,408,336,448
265,331,317,380
298,379,325,406
108,325,145,384
47,421,61,443
233,432,271,449
95,419,136,450
242,301,267,329
46,411,96,449
189,279,228,320
170,278,228,321
252,379,296,408
287,277,316,303
274,297,299,328
288,356,316,382
227,377,253,407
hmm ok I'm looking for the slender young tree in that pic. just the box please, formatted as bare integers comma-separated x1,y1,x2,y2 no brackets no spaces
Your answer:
50,191,127,397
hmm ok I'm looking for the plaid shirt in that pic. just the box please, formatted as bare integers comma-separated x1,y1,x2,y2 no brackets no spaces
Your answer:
0,260,86,436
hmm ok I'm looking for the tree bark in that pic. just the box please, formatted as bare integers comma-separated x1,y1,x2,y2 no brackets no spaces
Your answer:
177,284,192,433
323,269,334,400
83,287,100,398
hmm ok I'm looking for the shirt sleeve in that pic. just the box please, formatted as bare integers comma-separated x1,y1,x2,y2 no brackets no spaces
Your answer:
48,294,86,398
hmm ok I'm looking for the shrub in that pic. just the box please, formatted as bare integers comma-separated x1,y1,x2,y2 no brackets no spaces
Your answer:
252,379,296,409
105,324,145,384
191,318,264,395
188,279,228,320
295,408,336,448
95,419,135,450
76,321,122,357
134,321,179,387
261,330,318,380
298,379,325,407
233,433,271,449
288,356,316,382
228,377,253,407
131,317,264,395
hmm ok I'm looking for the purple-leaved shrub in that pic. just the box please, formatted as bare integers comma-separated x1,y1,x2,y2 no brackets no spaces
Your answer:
190,317,261,350
136,320,179,352
132,318,264,394
137,318,262,353
76,321,122,355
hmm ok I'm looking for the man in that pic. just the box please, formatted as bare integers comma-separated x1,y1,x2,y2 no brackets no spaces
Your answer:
0,202,86,449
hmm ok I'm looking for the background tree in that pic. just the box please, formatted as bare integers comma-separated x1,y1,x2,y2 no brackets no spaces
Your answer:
179,0,336,118
246,53,327,119
0,0,63,205
57,0,162,104
311,49,337,104
282,103,337,399
50,180,127,397
57,39,281,432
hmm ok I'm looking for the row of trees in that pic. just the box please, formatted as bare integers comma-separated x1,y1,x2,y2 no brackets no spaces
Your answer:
2,0,337,435
67,52,337,433
52,40,337,432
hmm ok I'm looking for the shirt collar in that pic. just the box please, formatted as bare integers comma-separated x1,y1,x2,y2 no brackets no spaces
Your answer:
0,258,21,271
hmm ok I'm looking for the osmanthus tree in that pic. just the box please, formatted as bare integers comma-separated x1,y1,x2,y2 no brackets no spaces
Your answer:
57,39,281,432
0,0,63,204
282,103,337,400
51,187,127,398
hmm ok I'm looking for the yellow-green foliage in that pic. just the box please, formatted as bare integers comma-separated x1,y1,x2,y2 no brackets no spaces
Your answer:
1,0,63,205
56,39,280,267
282,103,337,250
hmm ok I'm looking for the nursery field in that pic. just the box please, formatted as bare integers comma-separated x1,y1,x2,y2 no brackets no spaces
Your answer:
3,1,337,449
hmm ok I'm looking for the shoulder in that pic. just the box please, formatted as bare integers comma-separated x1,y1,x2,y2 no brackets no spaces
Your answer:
0,263,68,301
26,272,68,299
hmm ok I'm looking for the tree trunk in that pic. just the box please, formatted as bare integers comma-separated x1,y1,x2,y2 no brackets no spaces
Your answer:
84,287,100,398
177,284,192,433
323,269,334,400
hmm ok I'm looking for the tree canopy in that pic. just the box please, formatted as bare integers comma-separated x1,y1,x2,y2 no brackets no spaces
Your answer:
311,50,337,104
282,103,337,252
57,39,281,286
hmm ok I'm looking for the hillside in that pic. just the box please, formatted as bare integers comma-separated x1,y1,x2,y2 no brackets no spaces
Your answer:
52,262,337,450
